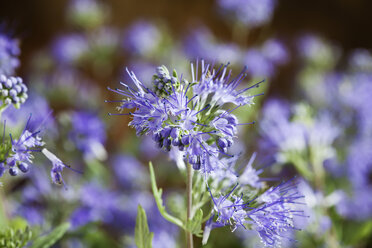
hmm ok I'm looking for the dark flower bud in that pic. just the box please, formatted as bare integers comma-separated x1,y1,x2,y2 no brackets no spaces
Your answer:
18,162,29,173
170,128,178,139
0,163,5,177
181,135,190,145
9,167,18,176
163,138,171,151
152,133,162,142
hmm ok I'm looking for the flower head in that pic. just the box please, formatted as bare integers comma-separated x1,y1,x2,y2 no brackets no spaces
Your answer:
0,115,76,186
109,60,262,172
0,74,28,110
0,116,43,177
205,179,305,247
42,148,76,187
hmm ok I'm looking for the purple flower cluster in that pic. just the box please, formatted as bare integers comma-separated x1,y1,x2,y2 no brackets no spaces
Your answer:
0,115,72,186
109,60,262,172
259,99,339,165
0,74,28,110
0,116,44,177
206,179,305,246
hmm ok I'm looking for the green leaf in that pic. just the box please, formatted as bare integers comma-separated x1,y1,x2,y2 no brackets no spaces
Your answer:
149,162,185,229
135,205,154,248
30,222,70,248
186,209,203,237
342,220,372,245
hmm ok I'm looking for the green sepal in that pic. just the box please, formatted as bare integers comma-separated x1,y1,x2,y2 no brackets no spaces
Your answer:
30,222,70,248
0,225,32,248
172,69,178,78
185,208,203,237
135,205,154,248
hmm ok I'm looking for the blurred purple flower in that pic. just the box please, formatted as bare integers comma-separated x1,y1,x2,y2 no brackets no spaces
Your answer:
348,49,372,72
183,27,241,64
341,73,372,135
217,0,277,27
123,21,161,56
89,27,120,51
337,188,372,220
259,99,307,158
70,182,121,228
262,39,289,65
69,111,107,160
346,139,372,190
52,34,88,64
3,92,54,132
0,33,20,75
67,0,107,29
112,154,148,190
244,49,275,77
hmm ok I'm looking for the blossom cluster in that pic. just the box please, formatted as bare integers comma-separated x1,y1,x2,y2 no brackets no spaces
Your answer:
0,74,28,109
0,115,70,186
109,61,305,246
110,61,262,172
206,179,305,247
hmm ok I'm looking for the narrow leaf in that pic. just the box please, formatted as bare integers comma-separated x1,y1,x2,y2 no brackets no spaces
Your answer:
149,162,184,228
30,222,70,248
186,208,203,237
135,205,154,248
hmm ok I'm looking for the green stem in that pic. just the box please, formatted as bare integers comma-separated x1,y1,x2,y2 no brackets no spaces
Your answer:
186,162,194,248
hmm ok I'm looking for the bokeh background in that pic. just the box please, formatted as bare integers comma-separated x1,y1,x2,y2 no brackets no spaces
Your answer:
1,0,372,247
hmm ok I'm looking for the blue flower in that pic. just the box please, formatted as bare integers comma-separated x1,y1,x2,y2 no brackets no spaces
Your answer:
205,179,305,247
0,114,77,186
1,116,44,177
109,60,262,172
42,148,75,187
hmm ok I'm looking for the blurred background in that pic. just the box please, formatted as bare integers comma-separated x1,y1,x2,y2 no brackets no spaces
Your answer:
0,0,372,247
